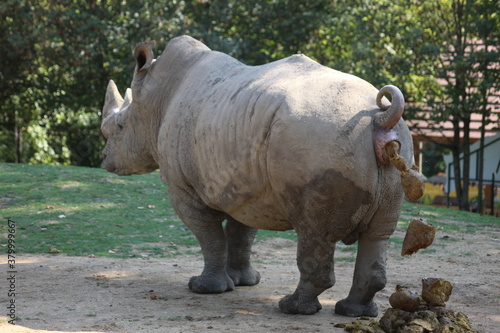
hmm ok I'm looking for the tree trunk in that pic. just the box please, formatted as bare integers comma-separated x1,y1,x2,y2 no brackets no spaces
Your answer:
14,111,22,164
477,117,485,214
451,116,463,209
461,116,470,211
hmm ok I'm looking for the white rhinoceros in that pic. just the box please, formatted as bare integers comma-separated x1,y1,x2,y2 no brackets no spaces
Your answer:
101,35,423,317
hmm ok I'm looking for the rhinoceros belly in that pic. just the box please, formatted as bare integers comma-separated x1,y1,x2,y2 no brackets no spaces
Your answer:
199,178,291,230
225,189,291,231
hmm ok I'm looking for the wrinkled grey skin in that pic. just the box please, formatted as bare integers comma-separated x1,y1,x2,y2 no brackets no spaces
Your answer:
101,36,415,317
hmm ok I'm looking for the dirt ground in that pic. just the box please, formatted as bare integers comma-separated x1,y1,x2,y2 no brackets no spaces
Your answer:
1,216,499,333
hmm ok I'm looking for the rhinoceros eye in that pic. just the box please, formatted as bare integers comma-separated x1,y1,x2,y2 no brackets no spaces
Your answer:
116,114,125,131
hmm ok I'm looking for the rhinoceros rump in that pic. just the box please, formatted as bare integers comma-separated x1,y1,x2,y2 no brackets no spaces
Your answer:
100,36,422,317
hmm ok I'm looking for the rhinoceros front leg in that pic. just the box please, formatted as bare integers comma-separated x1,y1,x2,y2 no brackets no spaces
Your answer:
225,217,261,286
335,234,388,317
169,188,235,294
279,230,336,315
186,218,235,294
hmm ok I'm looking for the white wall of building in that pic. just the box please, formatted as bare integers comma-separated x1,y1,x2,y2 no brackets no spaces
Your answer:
444,133,500,193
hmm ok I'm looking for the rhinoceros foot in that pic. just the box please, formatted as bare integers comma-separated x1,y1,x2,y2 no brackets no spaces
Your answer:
278,293,322,315
226,265,261,287
188,273,235,294
334,298,378,317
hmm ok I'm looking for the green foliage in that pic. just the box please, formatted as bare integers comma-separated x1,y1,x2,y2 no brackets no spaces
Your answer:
182,0,335,65
421,142,451,177
0,0,182,166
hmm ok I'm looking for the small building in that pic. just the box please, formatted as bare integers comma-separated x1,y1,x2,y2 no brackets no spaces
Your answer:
408,112,500,172
443,132,500,215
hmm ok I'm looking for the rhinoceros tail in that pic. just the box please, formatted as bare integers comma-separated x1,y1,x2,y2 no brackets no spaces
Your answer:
374,85,404,130
372,86,424,201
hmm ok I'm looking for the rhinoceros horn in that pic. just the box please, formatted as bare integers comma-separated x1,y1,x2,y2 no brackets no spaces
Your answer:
123,88,132,108
102,80,124,120
374,85,404,130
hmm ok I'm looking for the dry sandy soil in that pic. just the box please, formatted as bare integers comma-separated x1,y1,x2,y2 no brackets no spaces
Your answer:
1,215,499,333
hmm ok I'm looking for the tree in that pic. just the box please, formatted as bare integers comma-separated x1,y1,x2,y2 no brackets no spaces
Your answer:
0,0,116,165
0,0,183,166
178,0,334,65
410,0,500,210
0,1,38,163
0,0,338,166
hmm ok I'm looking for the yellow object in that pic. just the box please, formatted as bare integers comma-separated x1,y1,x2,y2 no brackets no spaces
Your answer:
423,183,444,201
449,185,482,200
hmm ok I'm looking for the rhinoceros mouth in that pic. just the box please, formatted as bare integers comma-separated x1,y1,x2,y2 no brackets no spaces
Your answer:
115,170,133,176
101,161,133,176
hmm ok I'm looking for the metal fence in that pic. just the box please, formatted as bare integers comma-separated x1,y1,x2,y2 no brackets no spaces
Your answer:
446,135,500,215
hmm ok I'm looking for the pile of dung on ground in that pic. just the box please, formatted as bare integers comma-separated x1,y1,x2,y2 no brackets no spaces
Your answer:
335,278,477,333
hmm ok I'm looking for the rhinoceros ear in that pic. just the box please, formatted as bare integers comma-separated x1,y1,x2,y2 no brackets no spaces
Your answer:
134,41,155,74
102,80,124,119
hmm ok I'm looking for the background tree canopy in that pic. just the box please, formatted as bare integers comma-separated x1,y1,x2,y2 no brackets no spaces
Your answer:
1,0,498,207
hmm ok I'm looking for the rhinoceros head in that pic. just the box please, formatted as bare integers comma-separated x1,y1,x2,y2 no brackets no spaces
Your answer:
100,42,158,176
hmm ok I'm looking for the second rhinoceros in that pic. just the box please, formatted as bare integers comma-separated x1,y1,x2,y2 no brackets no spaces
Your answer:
101,35,423,317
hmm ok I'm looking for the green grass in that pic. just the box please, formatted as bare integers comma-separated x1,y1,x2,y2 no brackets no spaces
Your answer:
1,163,191,257
400,202,499,227
0,163,295,257
1,163,498,258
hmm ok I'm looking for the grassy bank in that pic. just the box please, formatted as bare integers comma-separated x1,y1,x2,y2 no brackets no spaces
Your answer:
1,163,498,258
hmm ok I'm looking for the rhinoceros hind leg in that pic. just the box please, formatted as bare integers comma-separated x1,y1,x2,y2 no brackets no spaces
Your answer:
279,292,322,315
334,235,387,317
225,217,261,286
278,229,336,315
334,298,378,317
